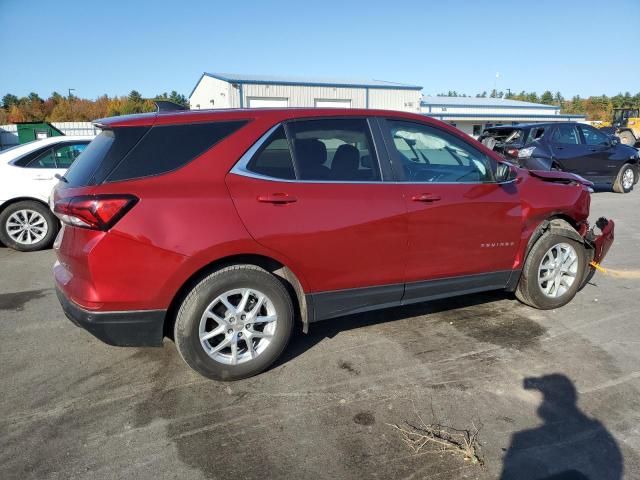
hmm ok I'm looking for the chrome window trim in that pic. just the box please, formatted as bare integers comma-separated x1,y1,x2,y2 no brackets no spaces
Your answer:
230,121,387,184
230,121,517,186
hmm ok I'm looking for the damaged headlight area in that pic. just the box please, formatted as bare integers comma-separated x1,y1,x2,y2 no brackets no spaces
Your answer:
518,146,536,158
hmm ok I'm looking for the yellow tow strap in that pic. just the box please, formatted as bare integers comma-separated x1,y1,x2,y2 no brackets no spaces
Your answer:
590,261,640,279
589,261,607,273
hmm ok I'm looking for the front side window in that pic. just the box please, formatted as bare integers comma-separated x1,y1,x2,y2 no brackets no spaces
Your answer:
387,120,495,183
580,125,609,146
551,125,580,145
288,118,381,181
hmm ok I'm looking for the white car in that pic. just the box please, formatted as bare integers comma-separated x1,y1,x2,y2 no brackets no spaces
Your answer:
0,136,93,251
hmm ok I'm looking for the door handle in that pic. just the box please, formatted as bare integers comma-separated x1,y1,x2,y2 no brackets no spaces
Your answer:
33,175,54,180
411,193,441,203
555,146,565,150
257,193,298,204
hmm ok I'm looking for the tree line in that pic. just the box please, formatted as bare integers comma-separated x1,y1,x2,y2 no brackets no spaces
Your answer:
439,89,640,121
2,89,640,124
0,90,189,124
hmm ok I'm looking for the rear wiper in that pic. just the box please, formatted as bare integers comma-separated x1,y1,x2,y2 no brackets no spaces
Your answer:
55,173,68,183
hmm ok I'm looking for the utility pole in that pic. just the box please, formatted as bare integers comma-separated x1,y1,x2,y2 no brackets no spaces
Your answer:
68,88,75,99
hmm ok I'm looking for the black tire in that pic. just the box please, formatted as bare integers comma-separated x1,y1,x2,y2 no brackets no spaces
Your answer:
0,200,59,252
612,163,635,193
174,264,294,381
516,232,586,310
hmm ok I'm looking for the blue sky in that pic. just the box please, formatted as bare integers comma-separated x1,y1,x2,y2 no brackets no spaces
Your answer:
1,0,639,99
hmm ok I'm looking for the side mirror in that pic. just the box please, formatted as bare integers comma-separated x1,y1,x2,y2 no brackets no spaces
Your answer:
609,135,619,146
496,162,517,183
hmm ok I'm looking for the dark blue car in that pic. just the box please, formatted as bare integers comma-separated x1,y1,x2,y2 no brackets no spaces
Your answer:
479,122,639,193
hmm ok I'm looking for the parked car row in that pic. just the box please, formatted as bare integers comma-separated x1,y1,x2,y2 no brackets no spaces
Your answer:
479,122,639,193
46,105,614,380
0,136,92,251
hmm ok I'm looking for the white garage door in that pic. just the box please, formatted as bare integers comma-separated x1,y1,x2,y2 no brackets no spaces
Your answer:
247,97,289,108
314,99,352,108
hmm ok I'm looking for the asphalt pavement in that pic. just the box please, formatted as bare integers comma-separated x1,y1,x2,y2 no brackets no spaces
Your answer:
1,188,639,479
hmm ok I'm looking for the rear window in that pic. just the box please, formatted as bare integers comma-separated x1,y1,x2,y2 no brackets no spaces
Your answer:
64,128,149,186
107,121,247,182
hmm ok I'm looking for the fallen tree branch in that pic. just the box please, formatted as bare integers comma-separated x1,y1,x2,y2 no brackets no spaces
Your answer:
386,402,484,466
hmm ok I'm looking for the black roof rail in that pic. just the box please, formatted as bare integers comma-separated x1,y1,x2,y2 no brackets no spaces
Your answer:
154,101,188,113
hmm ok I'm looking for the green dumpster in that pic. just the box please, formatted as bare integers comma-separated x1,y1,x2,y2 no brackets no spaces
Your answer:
17,122,64,144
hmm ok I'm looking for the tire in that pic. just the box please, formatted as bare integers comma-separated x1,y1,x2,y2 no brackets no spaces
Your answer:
618,130,635,146
0,200,59,252
612,163,636,193
174,264,294,381
516,232,586,310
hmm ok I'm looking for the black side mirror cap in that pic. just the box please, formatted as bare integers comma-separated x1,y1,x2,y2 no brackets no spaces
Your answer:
496,162,517,182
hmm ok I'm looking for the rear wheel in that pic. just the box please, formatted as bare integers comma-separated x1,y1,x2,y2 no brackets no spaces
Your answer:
174,264,294,380
0,200,58,252
618,130,635,146
516,232,586,310
613,164,636,193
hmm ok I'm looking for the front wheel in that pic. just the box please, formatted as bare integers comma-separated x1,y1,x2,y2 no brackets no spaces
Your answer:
516,233,586,309
613,164,636,193
174,264,294,381
0,200,59,252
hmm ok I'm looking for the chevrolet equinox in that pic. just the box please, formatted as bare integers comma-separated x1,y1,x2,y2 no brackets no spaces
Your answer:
52,104,615,380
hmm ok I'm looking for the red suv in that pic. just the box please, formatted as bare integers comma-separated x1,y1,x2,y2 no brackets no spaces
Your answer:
52,105,614,380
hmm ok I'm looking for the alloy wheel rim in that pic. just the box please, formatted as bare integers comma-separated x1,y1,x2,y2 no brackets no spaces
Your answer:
198,288,277,365
538,242,578,298
622,169,634,190
5,209,48,245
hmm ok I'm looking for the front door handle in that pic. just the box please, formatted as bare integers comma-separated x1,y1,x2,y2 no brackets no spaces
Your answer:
257,193,298,204
411,193,441,203
33,175,54,180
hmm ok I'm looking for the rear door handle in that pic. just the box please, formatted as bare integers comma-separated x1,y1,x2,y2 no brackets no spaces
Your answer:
411,193,441,203
33,175,54,180
257,193,298,204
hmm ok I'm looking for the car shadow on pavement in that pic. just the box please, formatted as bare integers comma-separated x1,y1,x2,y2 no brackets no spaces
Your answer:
500,374,622,480
273,290,517,369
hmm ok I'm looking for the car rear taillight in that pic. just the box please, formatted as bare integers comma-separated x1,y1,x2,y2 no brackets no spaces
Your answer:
54,195,138,230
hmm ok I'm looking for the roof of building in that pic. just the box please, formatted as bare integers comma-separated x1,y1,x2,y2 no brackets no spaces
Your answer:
199,72,423,90
424,112,586,120
421,96,559,110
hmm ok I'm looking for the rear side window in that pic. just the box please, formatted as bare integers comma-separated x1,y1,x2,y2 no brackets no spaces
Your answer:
54,143,88,168
107,121,247,182
288,118,381,181
64,128,149,186
551,125,580,145
246,126,296,180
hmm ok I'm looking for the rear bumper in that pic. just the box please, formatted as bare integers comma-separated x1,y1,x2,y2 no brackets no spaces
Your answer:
55,286,165,347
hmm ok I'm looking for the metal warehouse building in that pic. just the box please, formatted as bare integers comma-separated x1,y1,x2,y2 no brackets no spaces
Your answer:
420,97,587,137
189,72,423,112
